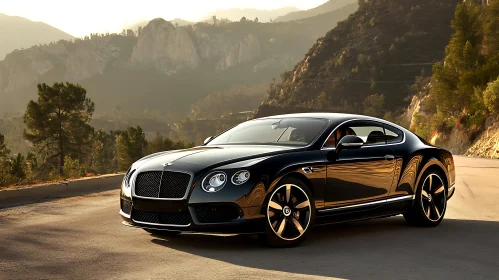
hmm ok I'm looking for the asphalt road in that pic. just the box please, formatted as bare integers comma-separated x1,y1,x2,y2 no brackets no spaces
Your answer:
1,155,498,280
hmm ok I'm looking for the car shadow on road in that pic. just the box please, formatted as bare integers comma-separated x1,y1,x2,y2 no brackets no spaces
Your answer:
150,217,499,279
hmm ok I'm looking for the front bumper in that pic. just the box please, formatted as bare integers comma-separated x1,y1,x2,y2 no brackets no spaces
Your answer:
120,197,266,234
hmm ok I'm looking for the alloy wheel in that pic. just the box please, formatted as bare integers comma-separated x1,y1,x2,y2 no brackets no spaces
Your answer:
267,184,311,241
421,173,446,222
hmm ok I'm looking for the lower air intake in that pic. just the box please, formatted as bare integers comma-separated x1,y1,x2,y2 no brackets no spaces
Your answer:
121,199,132,215
133,209,191,226
195,205,241,223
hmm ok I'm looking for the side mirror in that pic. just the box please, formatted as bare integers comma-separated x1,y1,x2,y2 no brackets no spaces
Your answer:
336,135,364,154
203,136,214,145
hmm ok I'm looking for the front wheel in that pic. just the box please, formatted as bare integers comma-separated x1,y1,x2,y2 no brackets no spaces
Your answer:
264,177,315,247
404,169,447,227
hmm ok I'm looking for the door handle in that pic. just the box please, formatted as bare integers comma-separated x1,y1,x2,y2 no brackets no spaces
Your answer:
384,155,395,161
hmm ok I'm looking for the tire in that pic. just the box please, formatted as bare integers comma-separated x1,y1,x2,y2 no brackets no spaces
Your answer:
404,168,447,227
263,177,315,247
143,229,181,237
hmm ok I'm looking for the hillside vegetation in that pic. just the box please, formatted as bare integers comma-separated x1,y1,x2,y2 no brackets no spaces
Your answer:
256,0,461,119
410,1,499,148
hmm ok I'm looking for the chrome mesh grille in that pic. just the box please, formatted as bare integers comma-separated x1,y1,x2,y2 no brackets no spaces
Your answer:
159,171,192,199
134,171,191,199
135,171,162,197
133,209,191,226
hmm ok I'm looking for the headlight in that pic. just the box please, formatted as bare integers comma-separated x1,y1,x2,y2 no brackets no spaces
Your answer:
231,170,250,185
202,171,227,193
121,169,135,197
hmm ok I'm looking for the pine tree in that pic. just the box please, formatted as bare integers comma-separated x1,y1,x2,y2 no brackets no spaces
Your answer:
116,126,147,170
24,83,95,176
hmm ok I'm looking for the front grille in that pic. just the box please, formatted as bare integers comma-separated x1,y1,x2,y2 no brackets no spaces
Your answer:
135,171,191,199
133,209,191,226
135,171,162,197
121,199,132,215
159,171,192,198
195,205,241,223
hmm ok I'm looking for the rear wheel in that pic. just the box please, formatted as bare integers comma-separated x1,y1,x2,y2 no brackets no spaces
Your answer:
404,169,447,227
264,177,315,247
143,229,181,237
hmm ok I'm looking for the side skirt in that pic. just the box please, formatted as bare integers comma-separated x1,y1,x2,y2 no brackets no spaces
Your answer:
315,195,414,225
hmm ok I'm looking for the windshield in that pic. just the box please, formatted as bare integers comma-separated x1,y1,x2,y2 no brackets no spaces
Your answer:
207,118,329,146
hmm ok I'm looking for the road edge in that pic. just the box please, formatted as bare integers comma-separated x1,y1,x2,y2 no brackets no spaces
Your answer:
0,174,124,209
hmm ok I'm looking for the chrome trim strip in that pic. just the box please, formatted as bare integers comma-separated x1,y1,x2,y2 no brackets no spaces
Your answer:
119,209,131,219
318,195,414,213
386,195,415,203
342,142,363,147
320,119,406,150
132,219,191,228
132,169,194,201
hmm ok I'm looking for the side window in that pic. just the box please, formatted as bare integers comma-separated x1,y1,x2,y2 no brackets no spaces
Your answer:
323,121,386,148
384,125,404,144
347,124,385,145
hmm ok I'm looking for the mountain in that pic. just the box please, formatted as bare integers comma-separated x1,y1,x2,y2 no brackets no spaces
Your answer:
0,5,358,119
202,7,300,23
124,18,193,31
0,13,74,60
255,0,461,119
275,0,358,22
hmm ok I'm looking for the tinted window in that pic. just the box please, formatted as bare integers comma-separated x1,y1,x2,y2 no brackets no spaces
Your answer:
348,124,385,145
324,121,386,147
384,125,404,144
208,118,329,146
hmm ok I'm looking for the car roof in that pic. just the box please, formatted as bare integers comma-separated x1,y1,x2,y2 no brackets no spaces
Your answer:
257,112,378,123
255,112,409,133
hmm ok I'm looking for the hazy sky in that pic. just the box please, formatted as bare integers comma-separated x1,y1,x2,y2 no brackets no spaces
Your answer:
1,0,329,37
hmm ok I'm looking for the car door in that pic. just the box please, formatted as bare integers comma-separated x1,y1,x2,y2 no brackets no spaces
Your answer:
322,120,396,208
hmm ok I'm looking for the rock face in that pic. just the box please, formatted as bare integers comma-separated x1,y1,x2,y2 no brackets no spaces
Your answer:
216,34,262,70
0,36,126,93
465,119,499,159
429,128,472,155
131,19,200,73
130,19,264,73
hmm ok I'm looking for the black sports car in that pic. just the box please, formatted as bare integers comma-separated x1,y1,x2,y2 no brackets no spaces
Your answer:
120,113,456,247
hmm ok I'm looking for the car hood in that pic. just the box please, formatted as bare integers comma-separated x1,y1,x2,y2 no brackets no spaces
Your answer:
133,145,300,172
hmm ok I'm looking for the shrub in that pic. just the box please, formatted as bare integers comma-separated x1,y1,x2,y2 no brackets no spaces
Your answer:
63,156,86,179
483,77,499,115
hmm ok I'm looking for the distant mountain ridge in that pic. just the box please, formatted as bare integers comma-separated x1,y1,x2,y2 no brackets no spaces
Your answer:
202,7,300,22
0,13,73,59
275,0,358,22
124,18,193,31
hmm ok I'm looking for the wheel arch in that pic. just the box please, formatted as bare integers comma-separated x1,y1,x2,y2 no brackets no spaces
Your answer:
415,156,450,193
